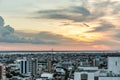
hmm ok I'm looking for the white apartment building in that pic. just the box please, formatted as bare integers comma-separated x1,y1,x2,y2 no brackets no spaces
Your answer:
74,57,120,80
108,57,120,74
16,58,30,76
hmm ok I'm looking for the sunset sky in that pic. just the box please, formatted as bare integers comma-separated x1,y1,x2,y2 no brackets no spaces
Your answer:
0,0,120,50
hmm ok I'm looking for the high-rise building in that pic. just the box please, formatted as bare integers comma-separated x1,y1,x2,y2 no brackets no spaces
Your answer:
29,58,38,76
47,60,52,73
18,58,29,75
0,64,3,80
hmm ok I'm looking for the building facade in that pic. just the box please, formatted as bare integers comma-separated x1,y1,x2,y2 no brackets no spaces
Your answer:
18,59,29,75
29,58,38,76
74,57,120,80
0,64,3,80
108,57,120,74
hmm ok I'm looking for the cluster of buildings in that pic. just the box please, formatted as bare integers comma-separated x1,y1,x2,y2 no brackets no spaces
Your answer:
74,57,120,80
0,51,120,80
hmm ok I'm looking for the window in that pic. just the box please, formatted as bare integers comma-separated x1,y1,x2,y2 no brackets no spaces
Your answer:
94,77,98,80
81,74,88,80
115,61,117,66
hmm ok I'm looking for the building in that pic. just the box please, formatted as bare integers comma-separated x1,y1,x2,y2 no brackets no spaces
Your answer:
74,67,98,80
29,58,38,76
20,59,29,75
98,77,120,80
41,73,53,80
74,57,120,80
74,71,97,80
108,57,120,74
47,60,52,72
0,63,3,80
16,58,29,76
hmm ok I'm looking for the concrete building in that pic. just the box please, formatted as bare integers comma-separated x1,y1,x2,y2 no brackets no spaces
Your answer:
98,77,120,80
41,73,53,80
20,60,29,75
78,67,98,71
74,71,97,80
16,58,29,76
74,67,98,80
0,64,3,80
74,57,120,80
55,67,65,75
47,60,52,72
29,58,38,76
108,57,120,74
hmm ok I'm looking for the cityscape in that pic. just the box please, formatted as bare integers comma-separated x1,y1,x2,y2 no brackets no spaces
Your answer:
0,51,120,80
1,0,120,80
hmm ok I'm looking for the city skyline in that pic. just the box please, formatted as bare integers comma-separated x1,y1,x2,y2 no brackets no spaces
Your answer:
0,0,120,50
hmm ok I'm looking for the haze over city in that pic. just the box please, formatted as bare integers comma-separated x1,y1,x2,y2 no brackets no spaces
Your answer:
0,0,120,50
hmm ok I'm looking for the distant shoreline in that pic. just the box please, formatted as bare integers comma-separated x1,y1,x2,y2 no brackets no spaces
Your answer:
0,50,120,56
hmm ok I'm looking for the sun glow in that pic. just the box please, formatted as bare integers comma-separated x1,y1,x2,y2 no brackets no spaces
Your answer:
59,24,102,42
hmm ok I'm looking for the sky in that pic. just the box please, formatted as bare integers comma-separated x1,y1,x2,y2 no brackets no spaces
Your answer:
0,0,120,50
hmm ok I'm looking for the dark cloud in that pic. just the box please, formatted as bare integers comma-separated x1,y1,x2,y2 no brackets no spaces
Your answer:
61,22,71,26
35,6,92,22
34,5,106,22
32,31,78,45
37,6,90,16
0,34,30,43
0,16,4,27
0,16,83,45
0,16,15,37
0,16,29,43
87,22,115,32
0,25,14,36
33,0,120,22
70,6,90,16
44,14,71,20
37,9,64,14
0,29,82,45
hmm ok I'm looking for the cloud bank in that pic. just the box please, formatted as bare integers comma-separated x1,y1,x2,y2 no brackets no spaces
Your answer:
30,0,120,49
33,0,120,24
0,16,85,45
